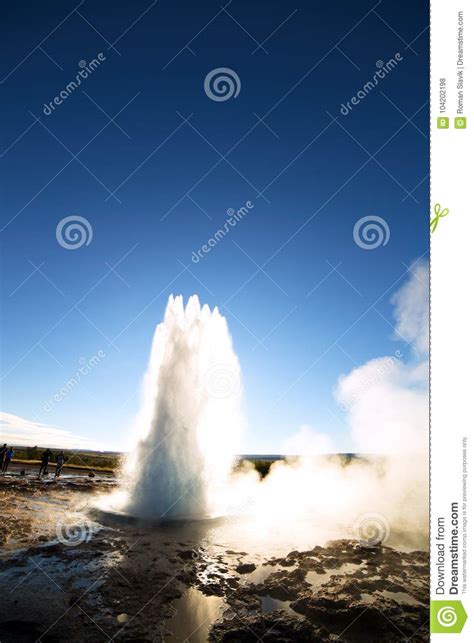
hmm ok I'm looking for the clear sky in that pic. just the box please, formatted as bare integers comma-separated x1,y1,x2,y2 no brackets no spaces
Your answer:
1,0,428,453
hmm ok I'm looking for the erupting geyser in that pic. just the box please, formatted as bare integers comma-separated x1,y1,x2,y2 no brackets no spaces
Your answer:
116,295,243,519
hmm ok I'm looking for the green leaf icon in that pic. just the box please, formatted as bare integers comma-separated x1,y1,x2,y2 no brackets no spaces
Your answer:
430,601,468,633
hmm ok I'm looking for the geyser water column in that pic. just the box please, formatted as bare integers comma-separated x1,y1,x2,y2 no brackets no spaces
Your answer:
119,295,242,520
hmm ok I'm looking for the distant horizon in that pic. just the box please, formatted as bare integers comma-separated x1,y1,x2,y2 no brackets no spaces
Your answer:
5,443,369,459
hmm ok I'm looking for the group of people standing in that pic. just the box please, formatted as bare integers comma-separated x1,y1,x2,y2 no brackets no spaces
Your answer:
38,448,67,478
0,444,67,478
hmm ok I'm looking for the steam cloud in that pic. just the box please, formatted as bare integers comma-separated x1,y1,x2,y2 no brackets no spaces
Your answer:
112,261,428,546
235,259,429,543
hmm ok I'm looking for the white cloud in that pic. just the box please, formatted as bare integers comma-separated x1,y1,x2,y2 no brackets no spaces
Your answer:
281,424,336,456
391,260,429,354
334,259,429,455
0,412,97,450
335,358,428,454
245,261,429,541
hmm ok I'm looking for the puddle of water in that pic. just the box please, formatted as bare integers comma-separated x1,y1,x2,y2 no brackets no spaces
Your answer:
245,563,296,585
380,590,421,605
164,587,225,642
306,562,361,589
260,595,294,613
207,516,345,558
361,590,421,606
196,559,234,587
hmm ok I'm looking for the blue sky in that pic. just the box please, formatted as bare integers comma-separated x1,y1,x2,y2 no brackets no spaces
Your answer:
1,0,428,453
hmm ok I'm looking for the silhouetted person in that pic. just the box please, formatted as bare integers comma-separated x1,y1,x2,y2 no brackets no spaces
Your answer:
55,451,66,478
39,448,53,477
2,447,14,473
0,444,6,471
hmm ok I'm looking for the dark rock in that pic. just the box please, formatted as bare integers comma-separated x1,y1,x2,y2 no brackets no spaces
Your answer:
177,549,196,560
235,563,256,574
253,567,308,601
210,612,324,642
290,594,427,641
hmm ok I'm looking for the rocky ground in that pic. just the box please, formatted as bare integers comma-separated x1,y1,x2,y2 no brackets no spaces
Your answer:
0,475,429,642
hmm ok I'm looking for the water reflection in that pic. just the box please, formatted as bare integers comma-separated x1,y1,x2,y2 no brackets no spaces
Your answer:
260,595,295,614
164,587,225,642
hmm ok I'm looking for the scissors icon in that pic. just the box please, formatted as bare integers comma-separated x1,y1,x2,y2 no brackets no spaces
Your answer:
430,203,449,233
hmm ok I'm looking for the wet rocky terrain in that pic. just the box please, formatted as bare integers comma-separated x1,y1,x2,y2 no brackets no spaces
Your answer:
0,475,429,642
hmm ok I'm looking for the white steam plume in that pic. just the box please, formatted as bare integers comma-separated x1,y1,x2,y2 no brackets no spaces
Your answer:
228,260,429,545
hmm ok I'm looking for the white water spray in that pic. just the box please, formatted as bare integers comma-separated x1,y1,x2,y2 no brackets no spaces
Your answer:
105,266,428,547
117,295,242,519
